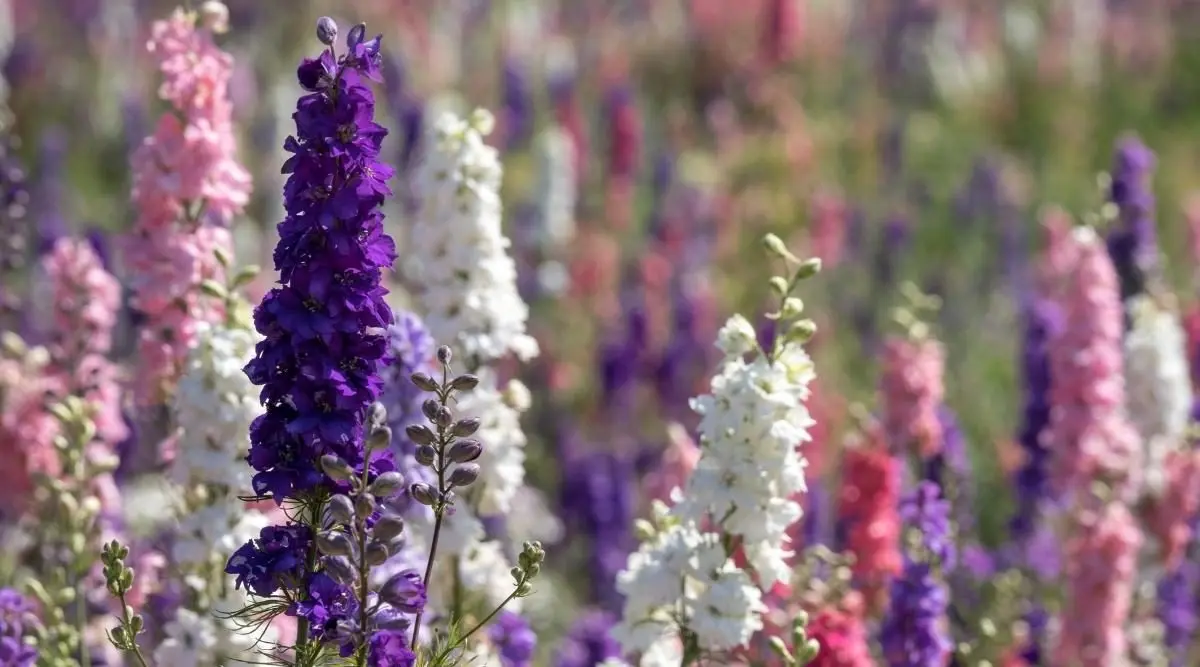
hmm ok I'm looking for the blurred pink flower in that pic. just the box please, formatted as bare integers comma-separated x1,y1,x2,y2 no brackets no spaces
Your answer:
42,238,121,358
879,336,945,458
643,422,700,505
1046,227,1141,500
1055,502,1141,667
837,429,902,612
0,357,63,516
127,9,250,404
1142,449,1200,569
809,192,847,268
124,551,167,610
805,605,874,667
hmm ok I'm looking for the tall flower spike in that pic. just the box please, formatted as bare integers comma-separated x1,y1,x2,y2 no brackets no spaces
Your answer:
228,20,397,641
407,108,538,364
240,20,396,504
126,3,251,402
1105,136,1157,301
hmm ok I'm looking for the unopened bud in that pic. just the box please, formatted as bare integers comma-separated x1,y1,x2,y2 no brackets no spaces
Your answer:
410,483,437,506
762,233,797,261
346,22,367,49
415,445,436,466
781,297,805,319
450,374,479,391
322,555,355,586
366,426,392,451
410,372,438,392
435,407,453,429
368,472,405,498
328,494,355,524
316,16,338,45
793,257,822,280
447,439,482,463
366,401,388,428
316,531,353,557
365,540,389,566
450,418,481,438
769,276,790,296
448,464,480,488
405,424,436,446
319,455,353,482
422,399,440,422
354,493,376,517
436,345,453,365
198,1,229,33
371,515,405,542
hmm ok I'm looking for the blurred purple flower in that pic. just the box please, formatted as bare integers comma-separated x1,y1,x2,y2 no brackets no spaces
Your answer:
1010,297,1060,545
559,445,635,611
502,60,533,150
1105,136,1157,301
489,610,537,667
1158,561,1197,667
553,610,622,667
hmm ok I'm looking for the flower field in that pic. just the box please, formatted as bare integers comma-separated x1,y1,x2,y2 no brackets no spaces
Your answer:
1,1,1199,665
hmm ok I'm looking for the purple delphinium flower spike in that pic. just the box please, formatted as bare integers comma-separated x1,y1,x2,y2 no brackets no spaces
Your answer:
488,610,537,667
32,129,69,257
228,20,399,640
1105,136,1157,302
560,447,635,612
1009,297,1060,545
880,481,954,667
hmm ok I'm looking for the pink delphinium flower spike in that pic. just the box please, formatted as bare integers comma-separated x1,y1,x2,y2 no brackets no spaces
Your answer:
837,425,902,612
126,7,251,403
1142,449,1200,569
1047,226,1141,499
879,335,945,458
0,342,63,516
41,239,128,446
1055,502,1141,667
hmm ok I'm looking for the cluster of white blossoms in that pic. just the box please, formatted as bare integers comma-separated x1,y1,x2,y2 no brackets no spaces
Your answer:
405,107,542,619
407,107,539,363
612,310,815,663
1123,295,1193,496
678,313,814,586
162,320,276,664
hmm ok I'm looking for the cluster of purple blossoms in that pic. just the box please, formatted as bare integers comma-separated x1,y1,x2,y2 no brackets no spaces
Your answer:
240,20,397,505
0,588,38,667
879,481,954,667
488,610,537,667
225,20,423,664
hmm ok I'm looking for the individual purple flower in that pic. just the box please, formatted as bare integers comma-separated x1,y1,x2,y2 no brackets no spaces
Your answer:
368,630,417,666
553,610,622,667
488,610,537,667
378,570,426,614
1105,136,1157,301
226,524,313,597
291,572,358,641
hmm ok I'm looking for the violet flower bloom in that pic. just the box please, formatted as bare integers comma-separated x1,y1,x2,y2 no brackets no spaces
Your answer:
1105,137,1157,302
488,610,537,667
1157,561,1197,667
560,448,635,611
880,481,954,667
502,59,533,150
553,610,622,667
0,588,39,667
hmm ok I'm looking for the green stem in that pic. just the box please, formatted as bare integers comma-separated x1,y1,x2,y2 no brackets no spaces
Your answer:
295,501,323,649
116,591,150,667
411,375,453,651
354,453,374,665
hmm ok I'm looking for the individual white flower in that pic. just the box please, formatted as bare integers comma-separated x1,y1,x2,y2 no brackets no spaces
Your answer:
153,608,218,667
408,108,539,363
1124,295,1193,496
714,313,758,358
